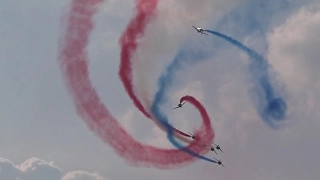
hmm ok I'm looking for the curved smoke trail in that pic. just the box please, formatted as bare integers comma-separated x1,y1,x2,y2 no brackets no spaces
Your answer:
150,45,218,163
118,0,157,119
118,0,217,162
58,0,216,168
119,0,197,139
167,96,216,163
205,30,287,128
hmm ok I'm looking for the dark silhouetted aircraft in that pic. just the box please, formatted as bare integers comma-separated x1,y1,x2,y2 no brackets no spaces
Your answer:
173,101,186,109
213,143,223,153
187,132,196,139
212,157,225,168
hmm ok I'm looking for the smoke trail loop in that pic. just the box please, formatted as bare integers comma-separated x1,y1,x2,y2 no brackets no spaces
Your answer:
205,30,287,128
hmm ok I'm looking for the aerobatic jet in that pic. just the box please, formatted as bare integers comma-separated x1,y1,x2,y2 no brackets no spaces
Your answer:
212,157,225,168
173,101,187,109
209,146,218,154
187,132,196,139
192,26,209,35
213,143,223,153
203,144,218,154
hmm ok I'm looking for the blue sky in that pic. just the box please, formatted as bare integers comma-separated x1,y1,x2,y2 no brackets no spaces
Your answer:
1,0,320,179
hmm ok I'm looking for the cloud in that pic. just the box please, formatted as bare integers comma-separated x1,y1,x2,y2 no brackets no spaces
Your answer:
0,157,107,180
267,2,320,121
0,157,62,180
62,171,105,180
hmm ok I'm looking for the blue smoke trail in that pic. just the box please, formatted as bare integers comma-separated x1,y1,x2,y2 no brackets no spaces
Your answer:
149,0,292,164
150,47,217,164
205,30,287,128
149,30,287,163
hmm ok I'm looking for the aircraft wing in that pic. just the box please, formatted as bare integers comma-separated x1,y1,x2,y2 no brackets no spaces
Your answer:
203,32,209,35
187,132,194,137
192,26,197,30
173,107,179,109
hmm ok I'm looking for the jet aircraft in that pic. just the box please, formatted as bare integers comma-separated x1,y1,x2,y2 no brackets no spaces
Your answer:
187,132,196,139
213,143,223,153
173,101,186,109
203,144,218,154
192,26,209,35
212,157,225,168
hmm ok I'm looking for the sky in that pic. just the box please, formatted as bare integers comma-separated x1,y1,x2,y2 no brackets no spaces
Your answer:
1,0,320,179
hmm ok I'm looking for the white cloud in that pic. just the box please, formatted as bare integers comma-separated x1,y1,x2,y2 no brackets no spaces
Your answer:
0,157,107,180
62,171,105,180
0,157,62,180
267,2,320,121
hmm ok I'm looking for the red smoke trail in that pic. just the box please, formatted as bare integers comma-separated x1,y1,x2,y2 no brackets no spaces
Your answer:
119,0,157,119
58,0,214,168
118,0,192,139
180,96,214,139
